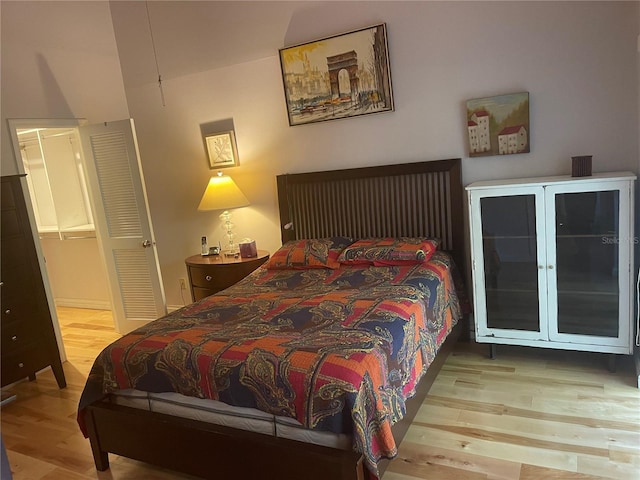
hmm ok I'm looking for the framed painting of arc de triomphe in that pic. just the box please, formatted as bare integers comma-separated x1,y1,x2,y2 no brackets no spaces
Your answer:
279,24,394,127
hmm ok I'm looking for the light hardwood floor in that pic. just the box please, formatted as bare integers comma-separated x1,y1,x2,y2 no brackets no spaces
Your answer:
1,307,639,480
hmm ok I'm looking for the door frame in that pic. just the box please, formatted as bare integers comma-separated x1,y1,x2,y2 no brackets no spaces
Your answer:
8,118,91,360
7,117,167,353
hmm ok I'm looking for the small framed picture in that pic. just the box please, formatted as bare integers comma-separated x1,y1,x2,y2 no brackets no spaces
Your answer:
205,131,238,168
466,92,530,157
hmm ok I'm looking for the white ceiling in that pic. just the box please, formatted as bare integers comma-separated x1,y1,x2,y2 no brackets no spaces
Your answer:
109,1,314,88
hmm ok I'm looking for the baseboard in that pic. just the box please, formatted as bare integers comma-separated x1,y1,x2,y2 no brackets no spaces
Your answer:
54,298,111,310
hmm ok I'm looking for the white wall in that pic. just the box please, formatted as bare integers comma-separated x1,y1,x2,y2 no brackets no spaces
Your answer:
1,1,129,311
2,1,638,310
41,238,110,309
120,1,639,306
1,1,129,174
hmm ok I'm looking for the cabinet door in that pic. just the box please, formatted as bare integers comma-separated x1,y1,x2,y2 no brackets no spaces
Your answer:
546,181,632,348
469,187,548,340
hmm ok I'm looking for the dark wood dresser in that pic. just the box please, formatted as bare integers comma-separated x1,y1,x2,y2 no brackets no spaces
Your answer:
1,175,66,389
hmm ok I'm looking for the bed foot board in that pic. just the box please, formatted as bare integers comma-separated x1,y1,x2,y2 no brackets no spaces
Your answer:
82,323,464,480
85,403,363,480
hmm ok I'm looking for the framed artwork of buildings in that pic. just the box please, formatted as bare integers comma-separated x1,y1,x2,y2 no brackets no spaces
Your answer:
467,92,530,157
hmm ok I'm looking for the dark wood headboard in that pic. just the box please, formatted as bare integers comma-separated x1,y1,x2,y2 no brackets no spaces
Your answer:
276,158,465,272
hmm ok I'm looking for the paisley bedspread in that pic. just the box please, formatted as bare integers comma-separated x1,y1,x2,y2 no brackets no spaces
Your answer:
78,251,462,478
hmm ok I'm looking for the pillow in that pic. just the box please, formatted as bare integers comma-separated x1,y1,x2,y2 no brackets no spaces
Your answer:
337,237,439,266
265,236,354,269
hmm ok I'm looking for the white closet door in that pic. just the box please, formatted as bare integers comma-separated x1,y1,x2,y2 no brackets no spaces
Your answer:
79,119,166,334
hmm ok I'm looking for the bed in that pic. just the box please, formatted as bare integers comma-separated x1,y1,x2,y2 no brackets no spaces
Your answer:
78,158,467,480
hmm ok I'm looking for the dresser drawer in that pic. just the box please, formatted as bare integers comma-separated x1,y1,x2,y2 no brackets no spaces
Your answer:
1,320,39,353
1,237,31,270
188,265,232,291
1,208,21,239
0,179,17,209
185,251,269,303
1,276,40,321
189,261,266,290
1,341,50,386
0,297,38,324
192,286,217,302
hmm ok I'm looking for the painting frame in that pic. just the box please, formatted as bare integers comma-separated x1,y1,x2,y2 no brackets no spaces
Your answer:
279,23,394,127
205,130,239,169
466,92,530,157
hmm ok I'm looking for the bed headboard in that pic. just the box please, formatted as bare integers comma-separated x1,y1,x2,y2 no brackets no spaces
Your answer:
276,158,465,271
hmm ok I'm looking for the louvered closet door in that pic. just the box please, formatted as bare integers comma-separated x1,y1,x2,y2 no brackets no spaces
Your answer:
79,119,166,334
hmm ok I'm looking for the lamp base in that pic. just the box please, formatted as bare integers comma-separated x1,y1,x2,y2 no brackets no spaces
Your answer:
220,210,240,257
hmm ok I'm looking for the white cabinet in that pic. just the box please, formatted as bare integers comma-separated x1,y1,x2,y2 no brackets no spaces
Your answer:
466,172,636,355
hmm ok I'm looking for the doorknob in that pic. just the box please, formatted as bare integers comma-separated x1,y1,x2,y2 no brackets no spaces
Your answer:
142,240,153,248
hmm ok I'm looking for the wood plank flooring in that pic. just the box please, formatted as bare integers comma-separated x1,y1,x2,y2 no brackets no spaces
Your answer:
1,307,638,479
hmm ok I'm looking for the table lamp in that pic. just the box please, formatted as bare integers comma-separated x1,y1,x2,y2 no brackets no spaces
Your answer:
198,172,249,255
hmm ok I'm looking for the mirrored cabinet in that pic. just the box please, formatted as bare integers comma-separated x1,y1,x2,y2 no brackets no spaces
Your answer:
467,172,636,356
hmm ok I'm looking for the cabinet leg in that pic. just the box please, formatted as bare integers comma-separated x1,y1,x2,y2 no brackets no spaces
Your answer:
489,344,497,360
608,354,617,373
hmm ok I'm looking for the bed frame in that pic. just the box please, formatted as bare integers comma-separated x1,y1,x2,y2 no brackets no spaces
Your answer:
84,158,466,480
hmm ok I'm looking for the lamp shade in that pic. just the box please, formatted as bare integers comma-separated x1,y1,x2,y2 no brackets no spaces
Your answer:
198,174,249,211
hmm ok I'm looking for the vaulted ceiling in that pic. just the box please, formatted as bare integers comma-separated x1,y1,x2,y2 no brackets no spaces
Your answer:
109,1,313,88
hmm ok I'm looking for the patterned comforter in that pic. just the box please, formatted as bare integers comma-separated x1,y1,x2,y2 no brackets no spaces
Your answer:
78,251,462,478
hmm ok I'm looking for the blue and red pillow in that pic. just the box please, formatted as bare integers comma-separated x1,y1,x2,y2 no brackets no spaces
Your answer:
265,236,354,269
337,237,439,266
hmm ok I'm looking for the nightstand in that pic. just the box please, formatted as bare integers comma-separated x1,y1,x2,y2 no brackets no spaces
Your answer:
185,250,269,302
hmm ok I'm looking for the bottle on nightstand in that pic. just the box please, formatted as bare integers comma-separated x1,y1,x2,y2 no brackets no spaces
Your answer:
201,236,208,256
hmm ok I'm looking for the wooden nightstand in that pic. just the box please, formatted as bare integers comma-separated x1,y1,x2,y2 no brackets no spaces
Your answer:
185,250,269,302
